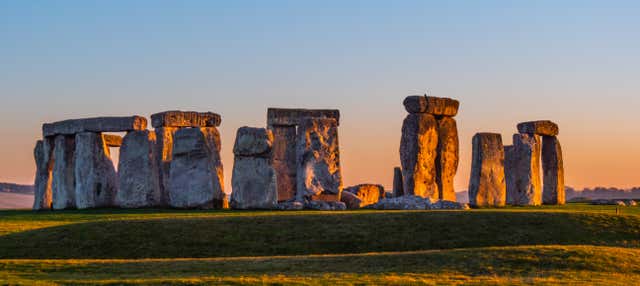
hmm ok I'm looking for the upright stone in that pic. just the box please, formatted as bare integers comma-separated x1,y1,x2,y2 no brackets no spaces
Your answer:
296,118,343,201
505,133,542,206
400,113,439,200
270,125,298,202
154,127,178,206
43,116,147,137
403,95,459,116
392,166,404,197
116,130,161,208
33,139,54,210
468,133,506,207
436,117,459,201
74,132,118,209
230,127,277,209
103,134,123,147
542,136,565,205
150,111,221,128
517,120,559,136
51,135,76,210
169,127,225,209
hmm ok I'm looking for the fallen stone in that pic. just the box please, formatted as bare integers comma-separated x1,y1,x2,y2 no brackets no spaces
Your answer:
517,120,559,136
436,117,459,201
343,184,385,206
392,167,404,197
233,127,273,157
32,139,54,210
116,130,161,208
154,127,178,206
169,127,225,209
270,125,297,202
468,133,506,207
150,110,221,128
429,200,470,210
277,201,304,210
400,113,439,200
403,95,459,116
296,118,343,201
542,136,565,205
43,116,147,137
340,191,363,209
267,108,340,126
74,132,118,209
371,195,432,210
231,127,277,209
505,134,542,206
51,135,77,210
304,200,346,211
103,134,123,147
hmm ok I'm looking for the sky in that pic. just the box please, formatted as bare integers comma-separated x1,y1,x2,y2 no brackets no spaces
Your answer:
1,0,639,192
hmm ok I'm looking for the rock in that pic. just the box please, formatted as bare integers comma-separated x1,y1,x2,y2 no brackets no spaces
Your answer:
517,120,559,136
400,113,439,200
43,116,147,137
392,167,404,197
436,117,459,201
103,134,123,147
267,108,340,126
542,136,565,205
296,118,343,201
74,132,118,209
270,125,298,202
305,200,346,211
116,130,161,208
372,195,432,210
340,191,363,209
403,95,459,116
32,139,54,210
232,127,273,157
429,200,470,210
468,133,506,207
51,135,77,210
343,184,385,206
277,201,304,210
154,127,178,206
505,134,542,206
168,127,225,209
385,191,393,198
231,127,277,209
150,110,221,128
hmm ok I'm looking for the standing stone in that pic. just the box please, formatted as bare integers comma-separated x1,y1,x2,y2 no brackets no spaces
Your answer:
392,166,404,197
403,95,460,116
103,134,123,147
270,125,297,202
436,117,459,201
468,133,506,207
51,135,76,210
33,139,54,210
74,132,118,209
296,118,343,201
400,113,439,200
169,127,225,209
505,133,542,206
154,127,178,206
542,136,565,205
116,130,161,208
231,127,277,209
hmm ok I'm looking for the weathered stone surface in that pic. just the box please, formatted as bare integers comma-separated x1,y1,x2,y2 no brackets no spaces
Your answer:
400,113,439,200
33,139,54,210
436,117,459,201
154,127,178,206
372,195,432,210
230,156,277,209
429,200,470,210
304,200,346,211
43,116,147,137
343,184,385,206
517,120,559,136
276,201,304,210
542,136,565,205
340,191,363,209
403,95,459,116
296,118,343,201
116,131,161,208
103,134,123,147
150,111,221,128
468,133,506,207
168,127,225,209
51,135,76,210
233,127,273,157
267,108,340,127
505,134,542,206
74,132,118,209
270,125,297,202
392,167,404,197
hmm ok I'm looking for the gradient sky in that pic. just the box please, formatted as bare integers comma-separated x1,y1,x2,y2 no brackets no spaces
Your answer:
1,0,639,192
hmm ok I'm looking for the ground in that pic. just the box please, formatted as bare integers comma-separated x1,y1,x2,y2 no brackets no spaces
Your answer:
0,204,639,285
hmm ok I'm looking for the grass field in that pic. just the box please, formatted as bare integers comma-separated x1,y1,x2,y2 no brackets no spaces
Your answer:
0,204,639,285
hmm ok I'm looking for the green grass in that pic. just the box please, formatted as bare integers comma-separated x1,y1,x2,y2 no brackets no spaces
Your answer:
0,204,638,285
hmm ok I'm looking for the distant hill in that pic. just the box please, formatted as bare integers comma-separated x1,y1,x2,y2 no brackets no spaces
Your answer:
0,182,34,194
455,186,640,203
